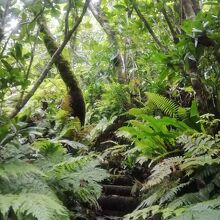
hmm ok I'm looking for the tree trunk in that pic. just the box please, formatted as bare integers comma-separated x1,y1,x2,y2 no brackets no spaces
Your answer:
89,2,127,83
182,0,196,18
38,18,86,125
181,0,217,115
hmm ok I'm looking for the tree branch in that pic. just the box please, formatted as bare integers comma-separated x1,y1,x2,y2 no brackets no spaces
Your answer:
130,0,166,51
0,0,11,41
64,0,71,38
89,2,116,46
20,8,44,26
9,0,90,119
159,2,179,43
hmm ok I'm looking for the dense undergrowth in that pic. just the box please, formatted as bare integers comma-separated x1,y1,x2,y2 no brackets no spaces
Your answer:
120,108,220,220
0,115,109,219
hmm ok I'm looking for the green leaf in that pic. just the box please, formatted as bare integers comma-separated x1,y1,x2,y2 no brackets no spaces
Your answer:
171,209,220,220
15,43,22,60
190,100,199,117
1,59,12,71
0,193,69,220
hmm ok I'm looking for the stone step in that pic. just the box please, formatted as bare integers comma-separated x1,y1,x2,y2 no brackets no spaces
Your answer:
95,209,128,219
95,215,122,220
102,175,133,186
102,185,132,196
98,195,139,212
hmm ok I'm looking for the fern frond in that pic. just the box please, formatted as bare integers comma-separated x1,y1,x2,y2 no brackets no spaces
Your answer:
194,165,219,180
168,192,205,210
145,157,183,189
124,205,160,220
33,139,67,157
190,196,220,209
171,209,220,220
60,160,109,185
177,134,216,157
145,92,179,117
0,161,44,181
160,181,191,204
0,174,54,196
171,196,220,220
0,193,69,220
138,187,165,209
180,156,220,173
52,159,109,207
50,156,91,174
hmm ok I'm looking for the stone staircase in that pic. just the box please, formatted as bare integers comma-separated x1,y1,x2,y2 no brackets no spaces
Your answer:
95,175,140,220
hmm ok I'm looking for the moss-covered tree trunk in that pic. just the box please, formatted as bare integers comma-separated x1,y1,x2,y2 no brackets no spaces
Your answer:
38,19,86,125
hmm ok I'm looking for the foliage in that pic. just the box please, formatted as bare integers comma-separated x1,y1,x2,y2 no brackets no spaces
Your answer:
124,116,220,220
0,193,69,220
0,119,109,219
118,108,193,161
1,0,220,219
86,82,132,121
145,92,184,118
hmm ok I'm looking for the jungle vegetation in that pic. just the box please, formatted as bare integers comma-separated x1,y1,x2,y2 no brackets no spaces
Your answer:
1,0,220,219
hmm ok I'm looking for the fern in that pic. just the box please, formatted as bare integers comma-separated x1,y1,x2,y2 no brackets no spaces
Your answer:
137,187,165,209
145,157,183,189
0,161,44,181
33,139,67,157
168,192,206,210
170,197,220,220
168,183,214,210
0,193,69,220
48,156,89,173
97,83,131,118
53,159,109,207
177,134,218,157
171,209,220,220
160,181,191,204
194,165,219,180
124,116,220,220
0,134,108,219
180,156,220,174
124,205,160,220
118,115,191,159
145,92,181,118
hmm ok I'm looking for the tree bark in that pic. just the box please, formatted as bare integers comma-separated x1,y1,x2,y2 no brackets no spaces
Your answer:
182,0,196,18
181,0,217,115
160,3,179,43
89,2,127,83
38,18,86,125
